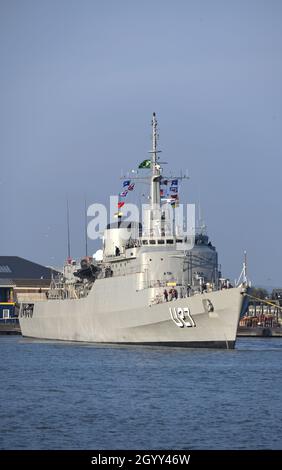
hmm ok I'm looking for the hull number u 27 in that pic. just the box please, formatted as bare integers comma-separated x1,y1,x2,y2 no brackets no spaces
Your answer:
169,307,196,328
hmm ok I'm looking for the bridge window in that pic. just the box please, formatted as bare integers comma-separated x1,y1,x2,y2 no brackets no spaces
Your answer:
158,240,165,244
142,240,148,245
149,240,156,245
167,239,173,244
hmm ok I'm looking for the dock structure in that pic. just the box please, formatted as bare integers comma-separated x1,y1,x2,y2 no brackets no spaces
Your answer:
238,287,282,337
0,322,21,335
237,326,282,337
0,256,60,334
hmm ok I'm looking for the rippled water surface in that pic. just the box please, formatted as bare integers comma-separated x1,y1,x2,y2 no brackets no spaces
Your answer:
0,337,281,449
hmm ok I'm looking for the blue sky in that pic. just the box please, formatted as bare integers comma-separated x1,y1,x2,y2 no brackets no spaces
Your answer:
0,0,281,286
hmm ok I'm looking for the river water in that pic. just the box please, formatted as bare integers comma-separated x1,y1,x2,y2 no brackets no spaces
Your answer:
0,336,281,449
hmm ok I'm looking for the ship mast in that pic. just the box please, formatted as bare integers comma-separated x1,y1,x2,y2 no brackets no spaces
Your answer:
149,112,161,208
120,113,188,238
67,199,71,260
143,112,162,237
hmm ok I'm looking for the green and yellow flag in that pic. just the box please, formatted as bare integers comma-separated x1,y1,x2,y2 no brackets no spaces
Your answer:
138,159,151,169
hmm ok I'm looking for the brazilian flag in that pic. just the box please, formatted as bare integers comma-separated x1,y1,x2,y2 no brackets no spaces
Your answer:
138,159,151,169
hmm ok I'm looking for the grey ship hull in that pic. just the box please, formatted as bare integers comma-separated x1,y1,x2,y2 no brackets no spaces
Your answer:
19,275,245,348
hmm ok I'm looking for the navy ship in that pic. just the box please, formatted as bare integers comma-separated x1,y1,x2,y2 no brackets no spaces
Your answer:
19,114,247,348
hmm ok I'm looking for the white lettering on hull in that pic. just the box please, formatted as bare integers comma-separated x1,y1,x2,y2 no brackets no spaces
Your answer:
169,307,196,328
